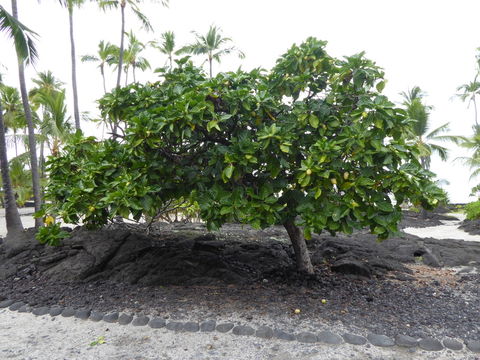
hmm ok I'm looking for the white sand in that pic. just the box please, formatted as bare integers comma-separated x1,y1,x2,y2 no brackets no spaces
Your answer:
404,213,480,242
0,309,474,360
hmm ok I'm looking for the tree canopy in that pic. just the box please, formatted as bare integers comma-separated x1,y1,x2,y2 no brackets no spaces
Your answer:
42,38,443,271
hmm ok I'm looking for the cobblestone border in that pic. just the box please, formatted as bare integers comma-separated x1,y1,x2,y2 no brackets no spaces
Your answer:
1,299,479,354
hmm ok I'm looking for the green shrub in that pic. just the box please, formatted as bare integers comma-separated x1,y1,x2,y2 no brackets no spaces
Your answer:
465,201,480,220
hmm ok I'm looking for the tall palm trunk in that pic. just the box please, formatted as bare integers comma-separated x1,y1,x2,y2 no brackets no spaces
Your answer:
208,54,213,78
116,2,126,88
0,103,23,235
132,66,136,83
68,7,81,130
12,0,42,228
100,64,107,93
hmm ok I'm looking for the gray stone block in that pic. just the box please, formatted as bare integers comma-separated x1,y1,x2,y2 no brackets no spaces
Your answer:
166,321,184,331
9,302,25,311
118,314,133,325
49,307,63,317
216,323,234,333
395,334,418,348
317,330,343,345
200,320,216,332
32,307,50,316
367,334,394,347
419,337,443,351
132,316,150,327
148,318,166,329
184,322,200,332
256,326,274,339
232,325,255,336
296,332,317,343
103,312,119,323
343,333,367,345
443,338,463,351
61,308,76,317
466,340,480,353
75,309,91,320
273,329,295,341
0,299,14,308
89,311,104,322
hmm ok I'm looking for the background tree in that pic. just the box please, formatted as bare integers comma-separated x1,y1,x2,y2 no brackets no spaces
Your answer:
59,0,85,130
179,25,245,78
81,40,118,93
11,0,42,228
122,31,150,84
456,79,480,127
401,86,453,169
0,3,37,234
43,39,443,273
0,84,25,156
98,0,168,88
152,30,176,71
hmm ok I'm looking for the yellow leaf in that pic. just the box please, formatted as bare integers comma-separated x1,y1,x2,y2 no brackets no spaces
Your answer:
44,216,55,226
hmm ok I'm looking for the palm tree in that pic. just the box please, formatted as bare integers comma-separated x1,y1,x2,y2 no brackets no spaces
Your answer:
58,0,85,130
29,71,65,180
0,4,35,234
401,86,453,170
81,40,118,93
122,31,150,84
97,0,168,88
179,25,245,78
456,79,480,127
0,84,25,157
152,30,176,71
11,0,42,228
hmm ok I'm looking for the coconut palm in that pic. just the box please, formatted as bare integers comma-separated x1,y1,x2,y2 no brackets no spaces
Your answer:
152,30,176,71
122,31,150,84
179,25,245,78
0,84,25,156
11,0,42,228
29,71,65,179
57,0,85,130
97,0,168,88
0,3,35,233
401,86,454,170
456,79,480,127
81,40,118,93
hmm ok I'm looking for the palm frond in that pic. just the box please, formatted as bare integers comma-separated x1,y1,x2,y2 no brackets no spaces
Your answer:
0,5,39,65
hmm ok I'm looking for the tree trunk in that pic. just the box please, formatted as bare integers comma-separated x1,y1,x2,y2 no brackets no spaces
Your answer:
68,8,81,130
12,0,42,228
116,4,126,89
0,103,23,235
100,64,107,94
169,54,172,71
132,66,136,83
208,56,213,78
284,219,314,274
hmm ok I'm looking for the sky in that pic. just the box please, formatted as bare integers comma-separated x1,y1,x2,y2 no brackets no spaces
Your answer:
0,0,479,203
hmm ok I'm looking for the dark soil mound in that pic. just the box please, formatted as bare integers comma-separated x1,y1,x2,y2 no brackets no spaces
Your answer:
0,218,479,340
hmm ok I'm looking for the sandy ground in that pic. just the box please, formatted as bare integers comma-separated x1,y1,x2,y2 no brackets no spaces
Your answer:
404,213,480,242
0,309,476,360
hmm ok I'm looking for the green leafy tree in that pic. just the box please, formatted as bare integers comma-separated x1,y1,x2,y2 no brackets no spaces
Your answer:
81,40,118,93
401,86,453,169
43,39,443,274
179,25,244,78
